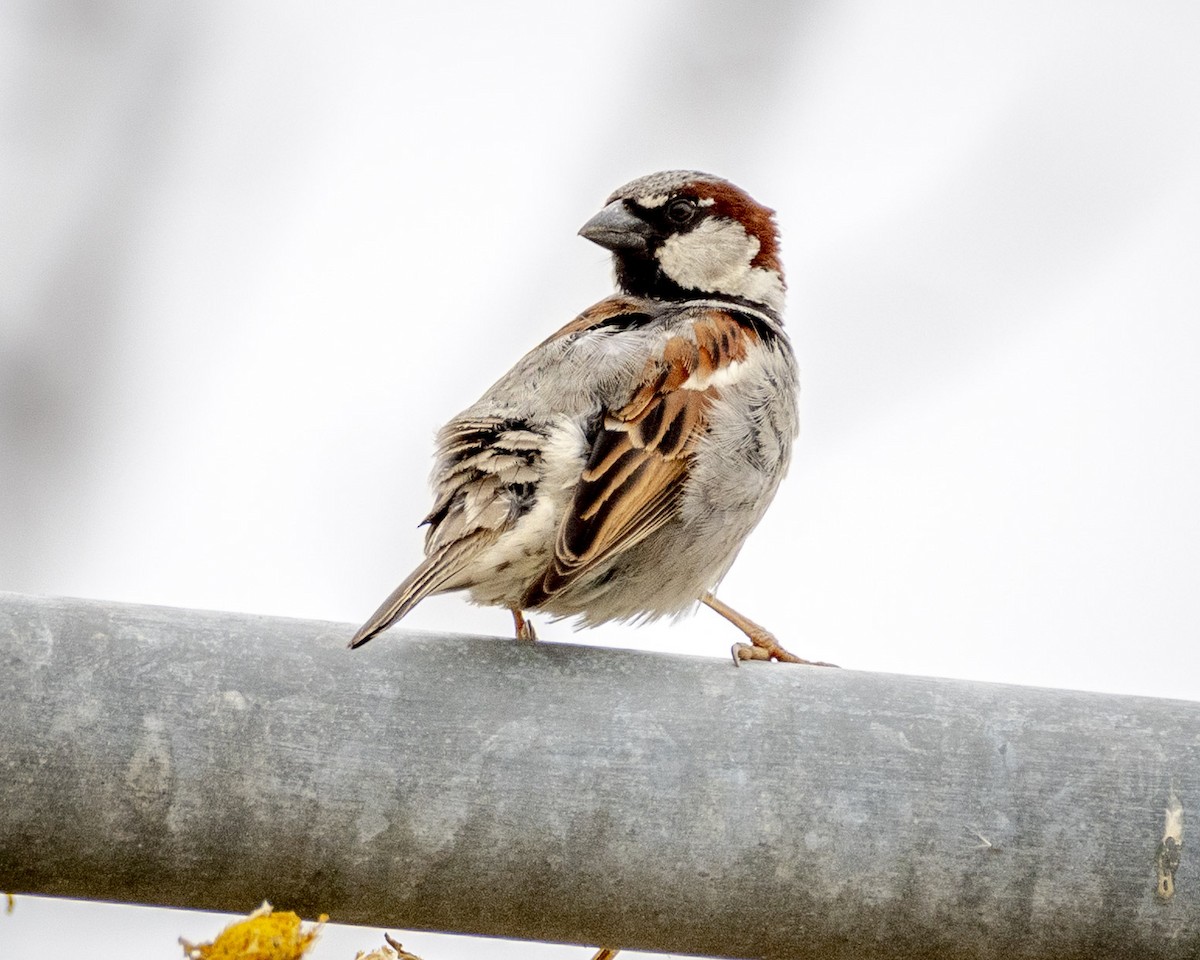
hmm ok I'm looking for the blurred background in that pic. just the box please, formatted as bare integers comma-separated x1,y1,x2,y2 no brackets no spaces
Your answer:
2,0,1199,957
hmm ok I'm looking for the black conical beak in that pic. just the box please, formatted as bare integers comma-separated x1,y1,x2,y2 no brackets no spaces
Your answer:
578,201,653,252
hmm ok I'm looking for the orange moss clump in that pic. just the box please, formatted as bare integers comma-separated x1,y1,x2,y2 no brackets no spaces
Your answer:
180,902,327,960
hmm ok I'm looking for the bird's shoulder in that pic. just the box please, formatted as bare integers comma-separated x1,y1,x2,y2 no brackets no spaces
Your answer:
451,295,787,439
538,293,786,349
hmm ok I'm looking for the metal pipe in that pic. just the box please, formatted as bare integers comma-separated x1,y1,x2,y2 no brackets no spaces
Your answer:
0,592,1197,958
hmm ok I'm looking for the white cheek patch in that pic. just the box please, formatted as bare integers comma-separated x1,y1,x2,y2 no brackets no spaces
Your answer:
735,266,786,313
658,218,760,288
656,218,785,312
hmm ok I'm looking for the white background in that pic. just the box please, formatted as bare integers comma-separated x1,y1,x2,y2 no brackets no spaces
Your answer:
2,1,1198,957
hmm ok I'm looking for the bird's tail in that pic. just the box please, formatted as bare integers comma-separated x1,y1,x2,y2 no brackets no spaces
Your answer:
348,537,485,649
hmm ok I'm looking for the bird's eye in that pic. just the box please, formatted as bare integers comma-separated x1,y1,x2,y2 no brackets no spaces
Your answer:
666,198,697,224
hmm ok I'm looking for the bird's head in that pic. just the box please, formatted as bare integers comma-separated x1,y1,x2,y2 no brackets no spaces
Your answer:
579,170,785,316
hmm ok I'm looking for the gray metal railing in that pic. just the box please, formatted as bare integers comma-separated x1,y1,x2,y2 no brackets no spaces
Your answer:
1,592,1197,958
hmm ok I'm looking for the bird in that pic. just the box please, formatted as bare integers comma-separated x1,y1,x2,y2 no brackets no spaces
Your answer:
350,170,830,666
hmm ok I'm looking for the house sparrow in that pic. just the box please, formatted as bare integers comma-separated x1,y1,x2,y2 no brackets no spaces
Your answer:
351,170,829,666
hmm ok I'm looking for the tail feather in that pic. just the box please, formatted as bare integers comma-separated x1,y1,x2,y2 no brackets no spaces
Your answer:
348,536,489,649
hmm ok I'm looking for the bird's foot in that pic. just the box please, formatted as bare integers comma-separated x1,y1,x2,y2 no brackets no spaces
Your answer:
731,630,838,668
702,593,837,668
511,608,538,643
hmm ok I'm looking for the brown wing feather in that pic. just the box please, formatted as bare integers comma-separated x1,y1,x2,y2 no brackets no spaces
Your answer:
523,309,758,607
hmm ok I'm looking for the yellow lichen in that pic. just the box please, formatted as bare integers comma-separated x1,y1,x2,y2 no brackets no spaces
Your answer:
180,902,327,960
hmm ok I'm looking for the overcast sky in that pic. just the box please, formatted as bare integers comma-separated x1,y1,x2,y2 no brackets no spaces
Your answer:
3,1,1199,957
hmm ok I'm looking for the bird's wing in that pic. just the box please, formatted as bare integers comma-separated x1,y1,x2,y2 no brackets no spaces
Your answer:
349,295,656,648
419,295,664,550
523,307,761,607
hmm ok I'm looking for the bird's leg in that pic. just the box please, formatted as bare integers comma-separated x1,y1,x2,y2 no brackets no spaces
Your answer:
510,608,538,642
701,593,837,667
590,950,620,960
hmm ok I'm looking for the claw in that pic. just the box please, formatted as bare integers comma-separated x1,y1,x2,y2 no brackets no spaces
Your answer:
731,642,772,666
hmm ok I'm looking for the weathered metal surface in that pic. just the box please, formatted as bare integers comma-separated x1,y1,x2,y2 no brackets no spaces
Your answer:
0,592,1197,958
